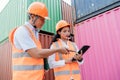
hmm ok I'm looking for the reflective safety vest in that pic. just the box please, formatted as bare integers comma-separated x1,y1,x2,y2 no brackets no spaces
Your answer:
9,25,44,80
53,39,82,80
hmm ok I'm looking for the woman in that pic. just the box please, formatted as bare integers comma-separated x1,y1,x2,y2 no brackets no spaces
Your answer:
48,20,83,80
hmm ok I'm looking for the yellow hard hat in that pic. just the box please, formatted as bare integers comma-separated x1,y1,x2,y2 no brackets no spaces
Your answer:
56,20,70,31
28,2,49,19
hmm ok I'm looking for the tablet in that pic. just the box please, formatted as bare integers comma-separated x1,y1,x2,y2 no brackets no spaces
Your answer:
78,45,90,55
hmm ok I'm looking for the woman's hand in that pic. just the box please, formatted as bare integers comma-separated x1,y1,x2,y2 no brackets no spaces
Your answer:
73,53,82,61
72,50,83,62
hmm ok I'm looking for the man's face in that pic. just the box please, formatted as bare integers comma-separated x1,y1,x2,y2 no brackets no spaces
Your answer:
35,16,45,29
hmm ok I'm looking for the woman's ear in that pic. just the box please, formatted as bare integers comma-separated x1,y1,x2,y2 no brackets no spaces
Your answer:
58,31,61,35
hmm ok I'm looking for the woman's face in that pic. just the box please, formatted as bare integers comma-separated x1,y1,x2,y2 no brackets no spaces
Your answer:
58,26,70,40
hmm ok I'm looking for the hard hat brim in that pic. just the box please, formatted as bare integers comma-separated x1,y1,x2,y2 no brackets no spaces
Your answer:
44,17,50,20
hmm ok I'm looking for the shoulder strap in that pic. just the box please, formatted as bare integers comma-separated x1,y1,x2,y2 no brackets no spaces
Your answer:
9,27,24,52
9,27,18,45
53,41,63,60
23,25,42,48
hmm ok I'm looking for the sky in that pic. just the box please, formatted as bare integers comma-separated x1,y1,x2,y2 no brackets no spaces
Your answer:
0,0,71,13
63,0,71,5
0,0,9,13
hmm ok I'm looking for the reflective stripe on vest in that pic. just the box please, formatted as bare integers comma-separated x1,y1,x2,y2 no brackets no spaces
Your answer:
54,70,80,76
13,65,44,71
12,52,31,58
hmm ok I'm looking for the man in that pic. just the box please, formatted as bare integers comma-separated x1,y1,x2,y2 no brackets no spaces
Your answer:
9,2,69,80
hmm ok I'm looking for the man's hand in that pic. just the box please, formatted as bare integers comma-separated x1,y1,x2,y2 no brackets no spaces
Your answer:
58,47,69,54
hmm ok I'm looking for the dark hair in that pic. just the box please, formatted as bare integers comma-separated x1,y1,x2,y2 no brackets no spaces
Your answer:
28,13,32,20
50,33,74,45
69,33,74,42
51,34,60,43
50,28,63,45
50,27,74,46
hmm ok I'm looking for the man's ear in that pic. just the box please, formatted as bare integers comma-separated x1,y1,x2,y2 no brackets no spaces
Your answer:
30,14,35,20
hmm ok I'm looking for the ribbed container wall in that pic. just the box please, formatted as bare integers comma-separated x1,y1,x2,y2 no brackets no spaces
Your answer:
0,0,28,43
39,33,54,48
61,0,74,33
0,41,12,80
0,0,62,43
39,33,55,80
74,7,120,80
74,0,119,19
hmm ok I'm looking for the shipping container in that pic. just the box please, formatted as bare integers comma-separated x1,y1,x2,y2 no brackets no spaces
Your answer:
61,0,74,33
0,0,62,79
0,0,62,43
39,31,55,80
39,0,62,33
0,41,12,80
74,7,120,80
0,0,28,43
0,32,54,80
72,0,120,23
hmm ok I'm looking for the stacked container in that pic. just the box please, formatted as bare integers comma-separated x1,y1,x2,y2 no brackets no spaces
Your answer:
0,0,62,80
61,0,74,33
0,41,12,80
72,0,120,80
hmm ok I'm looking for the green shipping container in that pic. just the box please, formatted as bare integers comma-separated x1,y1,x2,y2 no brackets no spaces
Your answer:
38,0,62,33
0,0,31,43
0,0,62,43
